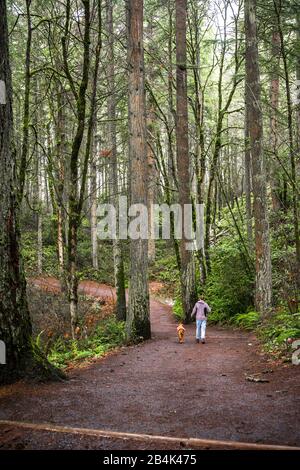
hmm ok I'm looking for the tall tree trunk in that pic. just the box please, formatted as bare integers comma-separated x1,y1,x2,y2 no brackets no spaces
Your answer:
167,0,176,186
189,0,207,283
166,0,181,273
37,151,43,275
269,30,281,211
107,0,126,321
57,204,64,273
147,140,156,263
90,136,99,270
244,85,253,246
147,103,157,263
64,0,91,338
205,118,222,271
175,0,197,323
56,84,67,276
19,0,32,203
297,12,300,154
273,0,300,288
245,0,272,314
145,16,157,264
0,0,60,383
34,80,43,275
126,0,150,340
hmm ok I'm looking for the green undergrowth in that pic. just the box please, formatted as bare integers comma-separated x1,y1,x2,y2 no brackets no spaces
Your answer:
258,311,300,359
230,311,260,329
172,296,184,321
210,308,300,362
171,286,300,363
45,317,126,369
149,240,179,292
20,214,121,284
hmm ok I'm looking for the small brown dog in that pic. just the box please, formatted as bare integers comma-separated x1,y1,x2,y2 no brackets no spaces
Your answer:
177,322,185,343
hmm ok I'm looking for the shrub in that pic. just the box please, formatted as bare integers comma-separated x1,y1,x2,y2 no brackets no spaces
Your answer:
150,240,179,288
205,235,254,319
173,296,184,321
230,311,260,330
47,317,126,369
259,311,300,346
208,310,229,324
21,231,38,275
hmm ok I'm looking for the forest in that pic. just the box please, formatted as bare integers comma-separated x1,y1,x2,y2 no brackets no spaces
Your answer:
0,0,300,452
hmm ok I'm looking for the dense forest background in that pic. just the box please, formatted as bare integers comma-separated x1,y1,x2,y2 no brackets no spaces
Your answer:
1,0,300,381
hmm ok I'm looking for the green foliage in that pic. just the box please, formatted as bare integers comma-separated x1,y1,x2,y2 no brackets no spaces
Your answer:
76,220,93,270
77,238,120,285
33,330,45,349
42,215,57,246
259,311,300,347
208,310,230,324
230,311,260,330
21,227,59,277
150,240,179,287
172,296,184,321
42,245,59,275
47,317,126,369
269,210,299,307
21,214,119,284
205,209,254,319
21,231,38,274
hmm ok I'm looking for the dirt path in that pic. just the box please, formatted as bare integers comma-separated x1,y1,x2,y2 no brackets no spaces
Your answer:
0,277,300,449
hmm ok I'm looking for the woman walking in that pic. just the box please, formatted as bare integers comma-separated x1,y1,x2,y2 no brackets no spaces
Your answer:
191,299,211,344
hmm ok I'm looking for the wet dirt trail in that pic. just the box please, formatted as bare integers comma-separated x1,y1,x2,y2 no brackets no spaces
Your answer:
0,277,300,449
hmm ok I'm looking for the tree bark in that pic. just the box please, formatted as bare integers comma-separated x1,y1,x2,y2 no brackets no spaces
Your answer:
56,84,67,277
188,0,207,283
147,108,156,264
126,0,151,340
19,0,32,203
244,84,253,246
107,0,126,322
90,136,99,270
245,0,272,314
64,0,91,338
146,31,157,264
273,0,300,288
34,80,43,275
175,0,197,323
166,0,181,273
297,12,300,154
37,150,43,275
269,30,281,211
